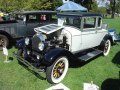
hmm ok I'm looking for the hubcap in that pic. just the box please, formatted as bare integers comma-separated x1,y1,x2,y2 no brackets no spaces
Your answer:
0,38,5,47
53,61,65,79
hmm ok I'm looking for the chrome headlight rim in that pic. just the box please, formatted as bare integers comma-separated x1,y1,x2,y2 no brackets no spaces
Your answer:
25,37,30,45
38,42,44,51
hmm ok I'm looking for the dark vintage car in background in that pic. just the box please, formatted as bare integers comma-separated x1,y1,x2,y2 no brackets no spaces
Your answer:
0,11,57,50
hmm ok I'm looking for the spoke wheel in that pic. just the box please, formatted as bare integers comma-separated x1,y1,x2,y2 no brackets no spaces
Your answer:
46,57,69,84
0,35,9,50
53,61,65,79
103,39,111,56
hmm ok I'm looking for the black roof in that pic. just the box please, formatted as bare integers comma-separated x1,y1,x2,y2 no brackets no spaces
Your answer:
58,12,102,17
16,10,56,15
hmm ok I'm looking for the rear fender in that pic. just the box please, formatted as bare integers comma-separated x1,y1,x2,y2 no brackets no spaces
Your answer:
100,34,113,50
103,34,113,45
43,48,76,66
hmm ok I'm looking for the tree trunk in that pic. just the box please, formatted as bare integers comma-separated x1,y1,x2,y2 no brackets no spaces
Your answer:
111,0,116,18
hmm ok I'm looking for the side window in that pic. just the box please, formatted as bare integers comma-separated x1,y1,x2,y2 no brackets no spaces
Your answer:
40,14,46,21
98,17,102,28
65,17,81,28
83,17,96,29
39,14,57,22
51,15,57,21
28,15,38,22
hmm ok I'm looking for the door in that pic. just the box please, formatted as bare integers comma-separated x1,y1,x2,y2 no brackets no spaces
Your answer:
16,20,27,37
26,14,40,36
81,17,100,50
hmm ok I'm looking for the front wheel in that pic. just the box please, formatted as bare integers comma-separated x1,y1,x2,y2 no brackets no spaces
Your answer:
46,57,69,84
103,39,111,56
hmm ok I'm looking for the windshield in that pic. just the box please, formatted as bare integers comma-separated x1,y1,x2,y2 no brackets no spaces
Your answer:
58,16,81,28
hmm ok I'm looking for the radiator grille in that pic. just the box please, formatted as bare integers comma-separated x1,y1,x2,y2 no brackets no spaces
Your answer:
32,35,41,51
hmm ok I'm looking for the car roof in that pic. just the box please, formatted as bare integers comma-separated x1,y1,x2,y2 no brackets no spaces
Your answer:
16,10,56,15
57,12,102,17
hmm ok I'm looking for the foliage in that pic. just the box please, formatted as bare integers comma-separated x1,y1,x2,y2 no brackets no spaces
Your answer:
0,0,62,12
115,0,120,13
0,0,16,12
74,0,92,10
98,7,107,15
89,1,98,12
89,1,107,16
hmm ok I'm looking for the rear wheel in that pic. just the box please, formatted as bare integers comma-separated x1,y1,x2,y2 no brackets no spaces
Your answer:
0,34,9,50
46,57,69,84
103,39,111,56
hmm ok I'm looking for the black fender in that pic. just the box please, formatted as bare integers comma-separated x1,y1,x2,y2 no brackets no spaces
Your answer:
103,34,113,45
0,30,15,48
43,48,76,66
16,39,25,49
0,30,13,39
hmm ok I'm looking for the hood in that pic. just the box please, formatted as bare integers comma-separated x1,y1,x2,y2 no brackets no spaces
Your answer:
34,24,63,34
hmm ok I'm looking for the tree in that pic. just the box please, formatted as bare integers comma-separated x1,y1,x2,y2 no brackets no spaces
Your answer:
89,1,98,12
110,0,116,18
50,0,62,10
0,0,15,12
98,7,107,17
0,0,62,12
116,0,120,13
74,0,93,11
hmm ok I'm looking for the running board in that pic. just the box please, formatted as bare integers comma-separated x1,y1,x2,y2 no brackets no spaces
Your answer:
78,49,103,62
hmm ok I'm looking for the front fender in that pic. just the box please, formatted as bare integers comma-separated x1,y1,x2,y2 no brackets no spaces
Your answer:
16,39,25,49
43,48,76,66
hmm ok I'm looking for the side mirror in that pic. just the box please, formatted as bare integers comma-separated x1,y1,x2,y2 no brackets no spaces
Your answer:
102,24,108,30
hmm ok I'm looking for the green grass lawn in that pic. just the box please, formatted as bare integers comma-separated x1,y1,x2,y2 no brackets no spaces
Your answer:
0,18,120,90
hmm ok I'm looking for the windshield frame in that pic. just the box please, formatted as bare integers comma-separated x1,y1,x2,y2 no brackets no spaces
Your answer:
58,16,81,29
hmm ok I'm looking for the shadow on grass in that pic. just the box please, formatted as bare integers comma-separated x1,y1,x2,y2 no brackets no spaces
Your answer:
18,62,46,81
69,54,102,68
112,51,120,68
101,78,120,90
9,57,14,61
101,71,120,90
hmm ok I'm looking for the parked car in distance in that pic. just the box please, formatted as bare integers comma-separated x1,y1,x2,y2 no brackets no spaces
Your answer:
0,11,57,50
16,12,113,84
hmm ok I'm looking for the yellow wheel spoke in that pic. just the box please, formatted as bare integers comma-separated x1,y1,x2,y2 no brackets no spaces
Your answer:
53,61,65,79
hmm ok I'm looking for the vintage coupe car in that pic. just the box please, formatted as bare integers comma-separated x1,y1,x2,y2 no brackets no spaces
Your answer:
16,12,113,84
0,11,56,50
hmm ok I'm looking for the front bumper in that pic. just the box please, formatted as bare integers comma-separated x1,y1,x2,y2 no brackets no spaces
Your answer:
14,52,45,73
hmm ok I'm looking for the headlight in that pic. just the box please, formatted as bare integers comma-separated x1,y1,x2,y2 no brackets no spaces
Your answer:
38,42,44,51
25,37,29,45
37,33,46,41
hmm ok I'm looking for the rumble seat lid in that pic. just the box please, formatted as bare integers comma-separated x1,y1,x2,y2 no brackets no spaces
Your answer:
34,24,63,34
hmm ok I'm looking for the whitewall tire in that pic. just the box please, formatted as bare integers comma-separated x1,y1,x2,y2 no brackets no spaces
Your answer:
103,39,111,56
46,57,69,84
